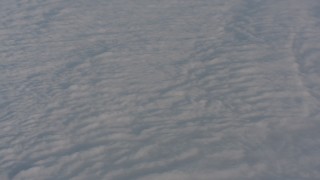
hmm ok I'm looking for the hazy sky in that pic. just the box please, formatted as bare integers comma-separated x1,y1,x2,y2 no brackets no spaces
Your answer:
1,0,320,179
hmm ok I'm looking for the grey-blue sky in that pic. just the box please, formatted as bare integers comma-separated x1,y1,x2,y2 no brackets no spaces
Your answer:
1,0,320,179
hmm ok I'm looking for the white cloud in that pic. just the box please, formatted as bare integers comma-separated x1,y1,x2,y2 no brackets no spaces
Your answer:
1,0,320,179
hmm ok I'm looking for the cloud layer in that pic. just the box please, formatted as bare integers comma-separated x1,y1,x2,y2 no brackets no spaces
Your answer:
1,0,320,179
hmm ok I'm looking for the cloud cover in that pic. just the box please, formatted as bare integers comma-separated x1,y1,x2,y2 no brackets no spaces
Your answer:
1,0,320,179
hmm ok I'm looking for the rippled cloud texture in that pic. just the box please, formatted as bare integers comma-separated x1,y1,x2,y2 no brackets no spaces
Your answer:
1,0,320,179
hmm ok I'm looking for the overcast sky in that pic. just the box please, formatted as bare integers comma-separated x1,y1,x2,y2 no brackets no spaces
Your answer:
1,0,320,179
